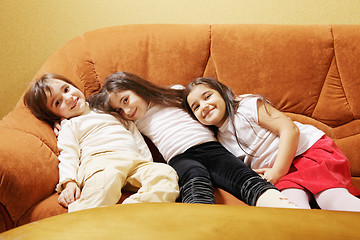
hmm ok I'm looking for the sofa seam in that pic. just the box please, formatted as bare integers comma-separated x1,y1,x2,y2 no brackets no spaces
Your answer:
0,198,14,231
15,192,55,228
329,25,355,120
203,25,213,77
310,25,333,120
79,34,101,95
81,34,100,83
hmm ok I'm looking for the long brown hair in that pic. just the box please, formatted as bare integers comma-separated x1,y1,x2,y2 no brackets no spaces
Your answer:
184,77,269,156
89,71,183,124
23,73,78,125
183,77,239,126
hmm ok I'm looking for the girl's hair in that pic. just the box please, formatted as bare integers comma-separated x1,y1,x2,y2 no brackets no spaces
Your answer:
183,77,270,156
89,71,184,124
23,73,78,125
183,77,239,127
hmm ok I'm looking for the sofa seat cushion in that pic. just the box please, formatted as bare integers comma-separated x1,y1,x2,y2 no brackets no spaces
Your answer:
2,203,359,240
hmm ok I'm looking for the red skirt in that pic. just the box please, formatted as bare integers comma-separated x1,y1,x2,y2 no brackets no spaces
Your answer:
275,135,360,196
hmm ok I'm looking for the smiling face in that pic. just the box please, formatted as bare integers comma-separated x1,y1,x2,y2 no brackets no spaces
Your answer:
187,84,227,127
45,79,87,119
109,90,149,121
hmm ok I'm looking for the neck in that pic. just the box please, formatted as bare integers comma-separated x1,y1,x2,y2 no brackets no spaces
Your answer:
82,102,91,115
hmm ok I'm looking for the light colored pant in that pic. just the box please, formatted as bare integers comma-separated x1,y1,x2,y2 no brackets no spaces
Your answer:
68,151,179,212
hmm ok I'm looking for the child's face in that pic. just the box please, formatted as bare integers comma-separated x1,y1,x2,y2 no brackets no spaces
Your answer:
109,90,149,121
45,79,86,119
187,84,227,127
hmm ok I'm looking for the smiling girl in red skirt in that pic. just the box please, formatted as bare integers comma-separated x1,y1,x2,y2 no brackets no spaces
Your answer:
185,77,360,211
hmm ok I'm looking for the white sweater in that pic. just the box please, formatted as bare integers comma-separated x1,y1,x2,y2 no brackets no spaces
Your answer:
56,105,152,191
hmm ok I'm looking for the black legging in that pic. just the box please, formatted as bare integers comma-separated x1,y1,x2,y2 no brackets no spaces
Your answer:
169,141,277,206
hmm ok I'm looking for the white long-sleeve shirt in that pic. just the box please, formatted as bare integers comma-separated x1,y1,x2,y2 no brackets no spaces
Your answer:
56,105,152,192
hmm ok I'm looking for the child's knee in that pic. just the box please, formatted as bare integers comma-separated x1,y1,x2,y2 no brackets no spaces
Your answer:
148,163,178,178
83,167,125,202
161,164,178,180
146,164,179,187
180,165,211,185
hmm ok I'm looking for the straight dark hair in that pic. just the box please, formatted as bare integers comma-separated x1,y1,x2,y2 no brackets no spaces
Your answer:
89,71,184,125
183,77,270,156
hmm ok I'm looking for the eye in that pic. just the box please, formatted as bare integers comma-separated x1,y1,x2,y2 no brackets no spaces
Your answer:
116,108,122,113
64,86,69,93
55,99,61,107
205,93,212,100
193,104,199,112
123,97,129,104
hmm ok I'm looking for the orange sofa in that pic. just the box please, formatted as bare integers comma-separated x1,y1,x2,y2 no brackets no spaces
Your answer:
1,24,360,235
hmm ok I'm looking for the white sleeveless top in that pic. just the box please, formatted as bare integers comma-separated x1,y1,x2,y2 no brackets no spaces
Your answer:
217,96,325,169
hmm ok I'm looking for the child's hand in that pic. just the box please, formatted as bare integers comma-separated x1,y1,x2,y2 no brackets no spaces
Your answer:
53,120,63,136
58,181,81,208
254,168,283,185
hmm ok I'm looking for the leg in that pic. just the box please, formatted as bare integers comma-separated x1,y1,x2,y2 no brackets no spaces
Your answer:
314,188,360,212
256,189,298,208
280,188,312,209
200,142,296,208
69,166,127,212
122,162,179,203
200,142,274,206
169,155,216,204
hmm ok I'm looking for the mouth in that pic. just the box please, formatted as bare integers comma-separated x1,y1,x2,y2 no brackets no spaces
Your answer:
129,108,137,119
204,107,214,119
70,98,78,110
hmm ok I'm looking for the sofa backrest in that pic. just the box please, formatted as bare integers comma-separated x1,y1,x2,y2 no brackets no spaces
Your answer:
207,24,360,177
11,24,360,177
31,24,211,99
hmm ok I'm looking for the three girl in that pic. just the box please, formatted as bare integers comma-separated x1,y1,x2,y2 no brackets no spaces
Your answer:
184,77,360,211
23,73,179,212
91,71,298,208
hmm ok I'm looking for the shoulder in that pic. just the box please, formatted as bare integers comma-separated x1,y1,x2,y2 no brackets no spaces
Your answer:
236,94,260,102
236,94,259,109
60,118,73,127
170,84,185,90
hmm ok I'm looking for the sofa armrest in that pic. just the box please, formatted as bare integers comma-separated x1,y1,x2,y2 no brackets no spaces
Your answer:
0,107,59,230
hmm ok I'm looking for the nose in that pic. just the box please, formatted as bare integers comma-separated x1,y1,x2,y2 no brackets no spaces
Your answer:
200,101,208,117
64,94,73,104
124,108,131,115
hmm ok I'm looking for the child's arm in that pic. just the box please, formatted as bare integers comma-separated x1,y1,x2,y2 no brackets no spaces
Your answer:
55,120,82,201
58,180,81,208
254,100,300,185
128,121,153,162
